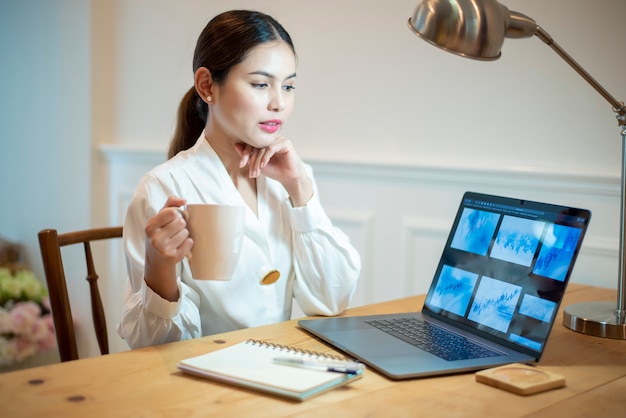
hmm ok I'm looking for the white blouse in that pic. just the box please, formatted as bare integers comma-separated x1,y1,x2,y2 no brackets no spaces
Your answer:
117,135,361,349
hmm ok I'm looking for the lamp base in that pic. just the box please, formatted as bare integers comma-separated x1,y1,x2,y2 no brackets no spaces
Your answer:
563,301,626,339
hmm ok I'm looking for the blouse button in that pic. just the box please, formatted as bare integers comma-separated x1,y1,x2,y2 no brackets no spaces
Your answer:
260,269,280,285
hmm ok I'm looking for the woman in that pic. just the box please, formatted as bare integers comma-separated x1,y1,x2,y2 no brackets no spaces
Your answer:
118,10,361,349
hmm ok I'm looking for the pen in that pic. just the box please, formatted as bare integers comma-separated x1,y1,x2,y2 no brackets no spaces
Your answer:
273,357,366,374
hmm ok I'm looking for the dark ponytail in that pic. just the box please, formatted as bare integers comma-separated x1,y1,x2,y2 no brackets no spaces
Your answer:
168,10,296,159
168,87,207,159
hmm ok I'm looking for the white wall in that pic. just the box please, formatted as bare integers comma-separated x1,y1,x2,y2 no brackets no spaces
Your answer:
0,0,91,363
2,0,624,362
107,0,625,175
1,0,91,251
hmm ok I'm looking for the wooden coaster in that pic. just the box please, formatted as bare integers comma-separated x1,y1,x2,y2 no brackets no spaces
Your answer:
475,363,565,395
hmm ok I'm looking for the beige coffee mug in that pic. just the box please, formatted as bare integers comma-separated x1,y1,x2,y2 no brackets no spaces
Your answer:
182,204,245,280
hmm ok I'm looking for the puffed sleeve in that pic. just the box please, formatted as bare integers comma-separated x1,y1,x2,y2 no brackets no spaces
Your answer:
290,166,361,316
117,174,202,349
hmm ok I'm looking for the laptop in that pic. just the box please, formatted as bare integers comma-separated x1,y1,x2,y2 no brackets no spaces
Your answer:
299,191,591,379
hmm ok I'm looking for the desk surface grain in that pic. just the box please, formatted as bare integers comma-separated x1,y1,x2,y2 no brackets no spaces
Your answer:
0,284,624,418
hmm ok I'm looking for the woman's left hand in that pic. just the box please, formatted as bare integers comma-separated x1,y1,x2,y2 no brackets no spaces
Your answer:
235,136,313,206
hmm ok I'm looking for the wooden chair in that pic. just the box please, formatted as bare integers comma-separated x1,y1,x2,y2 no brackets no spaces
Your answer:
38,226,123,362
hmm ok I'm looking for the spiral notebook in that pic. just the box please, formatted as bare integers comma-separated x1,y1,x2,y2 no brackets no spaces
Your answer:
177,339,364,401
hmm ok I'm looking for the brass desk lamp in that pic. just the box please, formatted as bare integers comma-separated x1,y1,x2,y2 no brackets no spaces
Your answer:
408,0,625,339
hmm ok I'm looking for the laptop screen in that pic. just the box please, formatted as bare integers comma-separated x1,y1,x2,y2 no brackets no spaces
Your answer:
423,192,591,355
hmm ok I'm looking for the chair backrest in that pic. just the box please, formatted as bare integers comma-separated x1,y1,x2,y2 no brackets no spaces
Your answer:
38,226,123,362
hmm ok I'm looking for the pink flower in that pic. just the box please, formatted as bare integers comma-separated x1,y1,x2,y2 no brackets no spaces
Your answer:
32,316,56,351
1,270,56,365
13,335,37,362
1,300,56,364
8,301,41,334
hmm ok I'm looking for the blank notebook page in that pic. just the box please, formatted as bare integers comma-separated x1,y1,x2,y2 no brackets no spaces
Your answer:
178,340,359,393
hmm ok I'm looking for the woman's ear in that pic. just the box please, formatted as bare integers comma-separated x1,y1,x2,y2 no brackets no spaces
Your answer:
194,67,214,104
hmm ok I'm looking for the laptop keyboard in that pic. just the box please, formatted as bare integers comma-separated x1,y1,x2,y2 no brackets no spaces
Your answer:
365,317,503,361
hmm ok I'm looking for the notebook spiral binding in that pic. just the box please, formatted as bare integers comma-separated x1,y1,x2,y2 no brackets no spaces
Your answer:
245,339,347,361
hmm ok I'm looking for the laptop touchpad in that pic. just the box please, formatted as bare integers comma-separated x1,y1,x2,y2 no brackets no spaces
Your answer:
327,329,424,357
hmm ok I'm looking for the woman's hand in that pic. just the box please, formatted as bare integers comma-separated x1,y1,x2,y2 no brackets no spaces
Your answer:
235,136,313,206
143,196,192,301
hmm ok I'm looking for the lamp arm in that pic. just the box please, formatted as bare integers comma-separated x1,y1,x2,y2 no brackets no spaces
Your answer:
530,26,626,318
534,26,626,122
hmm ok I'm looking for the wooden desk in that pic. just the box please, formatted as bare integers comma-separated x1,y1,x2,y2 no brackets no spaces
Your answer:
0,284,624,417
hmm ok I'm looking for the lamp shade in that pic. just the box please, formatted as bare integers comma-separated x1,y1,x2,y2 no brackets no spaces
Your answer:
408,0,538,60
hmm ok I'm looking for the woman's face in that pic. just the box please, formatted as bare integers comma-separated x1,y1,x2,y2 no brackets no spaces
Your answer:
210,41,296,148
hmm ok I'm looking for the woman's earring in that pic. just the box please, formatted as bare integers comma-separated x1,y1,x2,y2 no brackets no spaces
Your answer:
206,96,212,102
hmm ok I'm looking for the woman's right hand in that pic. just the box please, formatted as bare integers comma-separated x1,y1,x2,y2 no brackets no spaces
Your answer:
143,196,193,301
